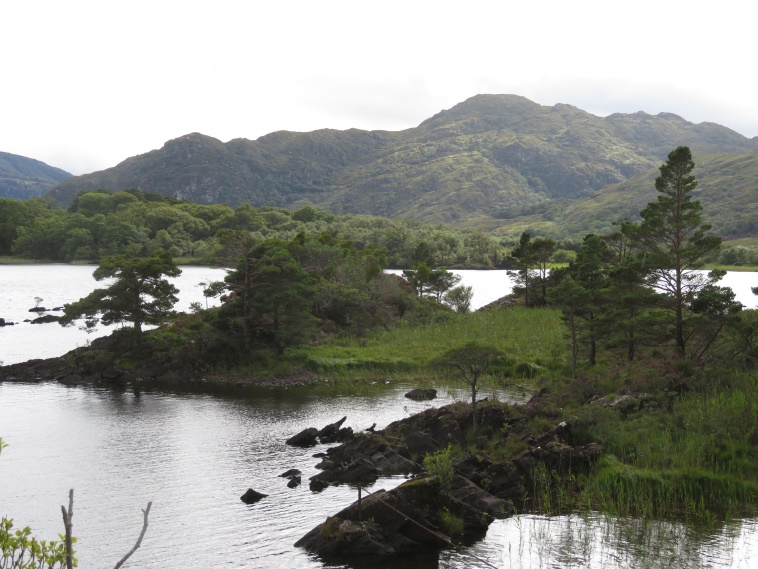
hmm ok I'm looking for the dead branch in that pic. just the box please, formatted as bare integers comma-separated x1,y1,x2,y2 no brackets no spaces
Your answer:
113,501,152,569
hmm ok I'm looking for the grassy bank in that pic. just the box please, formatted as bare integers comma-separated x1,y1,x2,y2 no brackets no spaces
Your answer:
292,306,566,377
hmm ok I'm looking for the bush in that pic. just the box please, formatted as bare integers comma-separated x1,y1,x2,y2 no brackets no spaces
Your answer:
423,445,455,493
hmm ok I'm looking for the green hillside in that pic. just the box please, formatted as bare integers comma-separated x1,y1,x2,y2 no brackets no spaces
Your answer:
45,94,758,238
490,150,758,240
0,152,71,199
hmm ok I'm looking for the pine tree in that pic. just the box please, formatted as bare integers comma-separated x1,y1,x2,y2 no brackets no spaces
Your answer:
634,146,722,354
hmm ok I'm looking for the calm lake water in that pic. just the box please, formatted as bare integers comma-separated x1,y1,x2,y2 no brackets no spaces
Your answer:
1,265,757,567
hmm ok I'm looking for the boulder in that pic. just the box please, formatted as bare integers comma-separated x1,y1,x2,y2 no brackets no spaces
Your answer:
279,468,302,478
404,388,437,401
286,427,319,447
287,476,302,488
30,314,60,324
317,416,347,441
240,488,268,504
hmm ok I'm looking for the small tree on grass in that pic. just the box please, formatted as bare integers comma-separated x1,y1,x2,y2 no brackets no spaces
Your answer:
59,251,181,346
432,342,503,430
443,285,473,314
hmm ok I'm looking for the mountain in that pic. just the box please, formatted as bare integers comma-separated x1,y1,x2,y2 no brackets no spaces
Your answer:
46,94,758,232
488,150,758,240
0,152,72,199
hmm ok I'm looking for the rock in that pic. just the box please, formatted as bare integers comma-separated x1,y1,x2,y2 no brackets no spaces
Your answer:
404,388,437,401
30,314,60,324
309,478,330,492
101,367,123,381
310,457,378,489
240,488,268,504
450,476,513,519
296,475,508,560
279,468,302,478
317,416,347,440
28,307,47,312
404,431,437,461
287,476,301,488
286,427,319,447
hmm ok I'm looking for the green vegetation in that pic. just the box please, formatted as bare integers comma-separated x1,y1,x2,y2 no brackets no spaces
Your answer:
423,445,455,494
59,251,181,345
0,192,513,268
0,518,73,569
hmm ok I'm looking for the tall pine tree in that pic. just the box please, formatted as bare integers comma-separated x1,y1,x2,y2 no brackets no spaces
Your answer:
634,146,722,354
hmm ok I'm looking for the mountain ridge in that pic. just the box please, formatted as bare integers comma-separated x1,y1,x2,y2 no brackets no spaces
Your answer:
0,151,72,200
42,94,758,236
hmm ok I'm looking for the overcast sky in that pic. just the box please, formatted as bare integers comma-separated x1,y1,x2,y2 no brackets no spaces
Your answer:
3,0,757,176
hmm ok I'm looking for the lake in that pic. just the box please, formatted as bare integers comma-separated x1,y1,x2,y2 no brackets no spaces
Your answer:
1,265,757,567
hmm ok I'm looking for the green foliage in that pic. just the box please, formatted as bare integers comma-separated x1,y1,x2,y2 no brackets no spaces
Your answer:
0,518,74,569
59,251,181,344
402,263,461,301
437,508,464,538
423,445,455,494
634,146,723,352
0,441,76,568
443,285,473,314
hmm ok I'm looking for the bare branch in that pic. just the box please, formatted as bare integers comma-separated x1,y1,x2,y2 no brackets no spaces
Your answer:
60,488,74,569
114,501,152,569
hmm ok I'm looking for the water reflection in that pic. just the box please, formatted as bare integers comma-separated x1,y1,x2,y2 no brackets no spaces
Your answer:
446,513,758,569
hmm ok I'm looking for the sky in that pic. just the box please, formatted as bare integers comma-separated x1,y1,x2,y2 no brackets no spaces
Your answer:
2,0,757,176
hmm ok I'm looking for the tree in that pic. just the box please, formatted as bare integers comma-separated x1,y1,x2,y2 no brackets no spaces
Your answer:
432,342,503,430
443,285,474,314
59,251,181,345
402,263,461,302
634,146,722,353
222,239,315,355
508,232,536,306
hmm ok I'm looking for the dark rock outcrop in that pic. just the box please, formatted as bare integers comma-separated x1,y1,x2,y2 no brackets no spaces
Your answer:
287,476,302,488
308,434,420,491
404,388,437,401
296,475,510,559
286,428,319,447
30,314,59,324
240,488,268,504
279,468,302,478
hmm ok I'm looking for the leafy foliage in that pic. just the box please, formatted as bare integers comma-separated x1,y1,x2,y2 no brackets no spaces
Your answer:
59,251,181,343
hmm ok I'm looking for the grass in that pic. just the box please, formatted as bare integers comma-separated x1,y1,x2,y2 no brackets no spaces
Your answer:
294,306,566,376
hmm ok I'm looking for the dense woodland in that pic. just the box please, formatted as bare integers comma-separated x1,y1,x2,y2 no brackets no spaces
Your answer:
2,187,757,269
0,190,524,268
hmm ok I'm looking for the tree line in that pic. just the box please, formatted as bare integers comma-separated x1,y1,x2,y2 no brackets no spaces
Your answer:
508,147,755,372
0,190,529,268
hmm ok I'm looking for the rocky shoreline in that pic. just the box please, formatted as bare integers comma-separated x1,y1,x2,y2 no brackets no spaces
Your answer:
285,401,601,562
0,333,321,389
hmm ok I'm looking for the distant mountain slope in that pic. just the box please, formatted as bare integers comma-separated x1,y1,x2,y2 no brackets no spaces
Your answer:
0,152,71,199
47,95,758,230
490,150,758,239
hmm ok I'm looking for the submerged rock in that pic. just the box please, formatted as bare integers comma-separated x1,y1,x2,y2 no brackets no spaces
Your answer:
240,488,268,504
404,388,437,401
